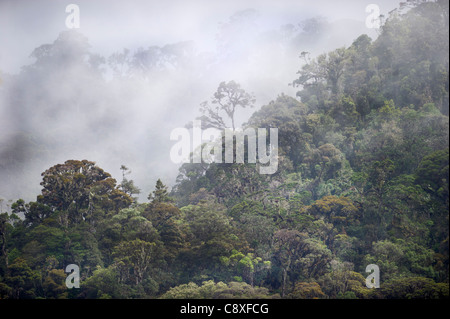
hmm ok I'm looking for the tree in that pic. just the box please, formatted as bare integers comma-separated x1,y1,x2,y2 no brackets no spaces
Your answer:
303,143,345,181
127,41,197,78
306,195,358,230
370,277,449,299
26,30,93,73
5,258,38,299
178,201,242,278
1,0,449,299
11,200,52,227
0,214,10,269
0,212,19,270
197,81,255,130
148,179,173,203
143,189,184,263
38,160,132,225
99,208,159,265
415,148,449,200
272,229,306,297
367,159,395,201
372,1,449,114
231,203,275,254
246,94,308,167
288,281,326,299
119,165,141,200
42,269,67,299
293,47,348,97
113,239,156,285
39,159,109,211
160,280,276,299
222,250,271,287
108,48,130,78
273,229,332,296
318,260,370,299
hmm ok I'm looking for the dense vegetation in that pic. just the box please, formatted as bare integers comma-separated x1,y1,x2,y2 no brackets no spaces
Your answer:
0,1,449,299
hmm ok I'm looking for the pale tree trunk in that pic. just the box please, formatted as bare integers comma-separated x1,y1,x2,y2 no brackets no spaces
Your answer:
281,255,291,297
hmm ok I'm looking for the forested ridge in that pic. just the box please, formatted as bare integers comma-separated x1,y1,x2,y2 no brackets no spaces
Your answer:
0,1,449,299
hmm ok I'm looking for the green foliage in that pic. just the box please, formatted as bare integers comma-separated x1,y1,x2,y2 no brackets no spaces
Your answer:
42,269,67,299
288,281,326,299
148,179,174,203
112,239,156,285
82,265,122,299
0,0,448,299
370,277,449,299
160,280,277,299
38,160,132,226
415,148,449,197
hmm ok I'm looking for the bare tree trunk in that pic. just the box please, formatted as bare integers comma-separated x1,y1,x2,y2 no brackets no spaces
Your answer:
282,268,287,297
281,255,291,297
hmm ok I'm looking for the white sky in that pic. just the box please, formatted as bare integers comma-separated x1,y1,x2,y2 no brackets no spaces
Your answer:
0,0,400,74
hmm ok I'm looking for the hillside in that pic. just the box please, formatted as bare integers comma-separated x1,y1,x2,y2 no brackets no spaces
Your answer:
0,1,448,299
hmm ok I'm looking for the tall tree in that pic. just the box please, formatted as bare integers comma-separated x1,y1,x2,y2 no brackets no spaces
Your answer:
113,239,156,285
38,160,132,225
197,81,255,130
148,179,173,203
272,229,306,297
119,165,141,200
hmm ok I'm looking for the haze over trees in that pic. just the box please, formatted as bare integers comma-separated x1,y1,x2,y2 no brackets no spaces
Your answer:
0,1,449,299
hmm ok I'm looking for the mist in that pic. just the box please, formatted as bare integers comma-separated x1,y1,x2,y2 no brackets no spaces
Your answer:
0,0,400,203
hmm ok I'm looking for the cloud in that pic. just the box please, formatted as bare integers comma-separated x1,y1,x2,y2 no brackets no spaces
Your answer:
0,0,400,203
